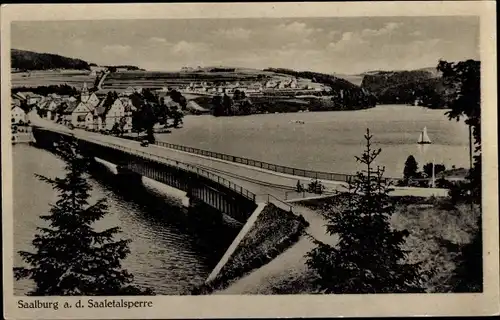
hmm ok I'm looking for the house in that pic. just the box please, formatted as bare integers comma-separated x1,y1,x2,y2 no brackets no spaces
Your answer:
122,86,136,97
53,103,68,123
94,98,131,132
81,92,100,108
24,93,44,105
80,82,100,108
46,98,63,120
61,100,92,127
77,112,94,130
11,106,27,124
11,96,21,108
119,97,136,113
12,92,26,102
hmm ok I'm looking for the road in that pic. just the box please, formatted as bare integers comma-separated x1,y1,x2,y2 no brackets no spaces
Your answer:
29,114,449,202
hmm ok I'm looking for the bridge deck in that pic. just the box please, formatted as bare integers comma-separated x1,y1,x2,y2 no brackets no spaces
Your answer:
29,115,449,200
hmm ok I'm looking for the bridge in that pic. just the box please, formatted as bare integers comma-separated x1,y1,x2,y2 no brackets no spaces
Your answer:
29,116,449,222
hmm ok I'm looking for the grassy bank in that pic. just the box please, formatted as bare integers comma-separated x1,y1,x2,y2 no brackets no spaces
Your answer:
238,196,480,294
191,203,309,294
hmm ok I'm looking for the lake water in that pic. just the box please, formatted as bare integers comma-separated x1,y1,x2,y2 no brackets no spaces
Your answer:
161,105,471,178
13,144,239,296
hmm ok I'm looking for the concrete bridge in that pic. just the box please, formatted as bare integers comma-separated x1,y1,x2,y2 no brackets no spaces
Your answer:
29,116,449,221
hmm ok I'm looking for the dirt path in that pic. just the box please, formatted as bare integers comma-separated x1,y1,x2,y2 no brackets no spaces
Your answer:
216,204,337,294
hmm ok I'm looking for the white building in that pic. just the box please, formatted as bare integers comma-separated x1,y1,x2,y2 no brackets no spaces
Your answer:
11,106,27,124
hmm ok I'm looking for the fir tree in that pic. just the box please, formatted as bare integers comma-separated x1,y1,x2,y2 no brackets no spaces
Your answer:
306,129,423,293
403,155,419,182
14,138,153,296
438,59,482,292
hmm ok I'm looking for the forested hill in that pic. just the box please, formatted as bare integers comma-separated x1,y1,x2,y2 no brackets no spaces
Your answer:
11,49,91,71
360,69,445,107
263,68,376,109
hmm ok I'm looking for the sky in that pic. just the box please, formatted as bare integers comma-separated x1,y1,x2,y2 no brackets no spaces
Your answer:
11,16,479,74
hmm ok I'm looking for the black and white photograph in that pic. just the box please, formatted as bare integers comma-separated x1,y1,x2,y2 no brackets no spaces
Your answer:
2,2,498,319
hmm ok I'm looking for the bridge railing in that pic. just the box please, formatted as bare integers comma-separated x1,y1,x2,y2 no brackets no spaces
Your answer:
154,140,402,183
99,141,257,202
40,128,257,202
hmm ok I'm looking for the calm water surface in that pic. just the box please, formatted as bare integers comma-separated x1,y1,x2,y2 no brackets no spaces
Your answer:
13,144,238,296
162,105,470,178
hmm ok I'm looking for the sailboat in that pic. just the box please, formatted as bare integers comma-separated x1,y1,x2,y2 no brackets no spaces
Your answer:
417,126,432,144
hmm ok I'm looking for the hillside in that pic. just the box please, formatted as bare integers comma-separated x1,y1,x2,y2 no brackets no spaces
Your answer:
11,49,90,71
360,69,445,107
263,68,376,109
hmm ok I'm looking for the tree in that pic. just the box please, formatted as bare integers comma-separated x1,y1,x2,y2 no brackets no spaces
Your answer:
306,129,423,293
211,95,224,117
422,163,446,178
438,59,482,293
438,59,481,202
14,138,153,295
403,155,419,182
223,94,233,116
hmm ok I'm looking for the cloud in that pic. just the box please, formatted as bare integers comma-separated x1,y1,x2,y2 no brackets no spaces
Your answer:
212,27,252,40
410,31,422,37
327,31,367,52
326,22,402,54
274,21,322,38
171,41,210,55
360,22,402,37
149,37,168,44
102,44,131,55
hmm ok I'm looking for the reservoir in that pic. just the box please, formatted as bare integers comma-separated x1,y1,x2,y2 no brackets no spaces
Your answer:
162,105,470,178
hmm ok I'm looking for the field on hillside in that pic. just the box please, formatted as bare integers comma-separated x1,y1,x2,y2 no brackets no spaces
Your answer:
11,70,96,89
101,70,273,91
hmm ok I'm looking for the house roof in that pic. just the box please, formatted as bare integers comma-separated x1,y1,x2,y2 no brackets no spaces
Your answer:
63,101,79,114
38,100,49,109
13,92,26,100
95,99,115,117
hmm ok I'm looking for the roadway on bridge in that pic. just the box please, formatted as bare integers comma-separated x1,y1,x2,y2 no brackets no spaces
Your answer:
30,115,449,201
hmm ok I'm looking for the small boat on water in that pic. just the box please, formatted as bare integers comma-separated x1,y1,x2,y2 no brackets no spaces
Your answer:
417,126,432,144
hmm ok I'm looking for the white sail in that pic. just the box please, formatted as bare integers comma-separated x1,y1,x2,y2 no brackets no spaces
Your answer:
418,127,431,144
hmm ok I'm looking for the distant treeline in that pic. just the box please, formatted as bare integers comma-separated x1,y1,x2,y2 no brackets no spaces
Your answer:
106,65,144,72
12,84,80,97
209,68,236,72
11,49,90,71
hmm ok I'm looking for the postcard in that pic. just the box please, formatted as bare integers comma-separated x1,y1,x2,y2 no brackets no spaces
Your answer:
2,2,498,319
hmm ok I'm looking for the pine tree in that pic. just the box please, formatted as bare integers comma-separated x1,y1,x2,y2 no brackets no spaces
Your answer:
403,155,419,183
14,138,153,296
306,129,423,293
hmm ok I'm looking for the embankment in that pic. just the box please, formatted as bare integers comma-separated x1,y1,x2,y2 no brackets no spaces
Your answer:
192,202,309,294
219,195,481,294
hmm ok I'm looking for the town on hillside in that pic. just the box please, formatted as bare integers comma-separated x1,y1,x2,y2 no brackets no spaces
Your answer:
11,82,187,135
